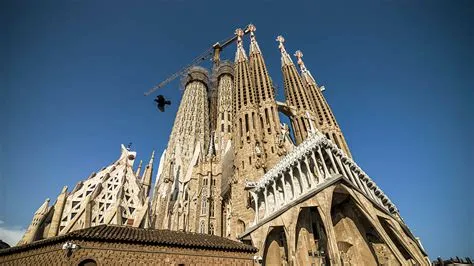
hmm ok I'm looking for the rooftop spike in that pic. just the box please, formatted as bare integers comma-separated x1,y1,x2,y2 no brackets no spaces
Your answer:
234,28,248,63
294,50,317,85
148,150,155,165
135,160,143,177
248,24,261,55
276,35,294,66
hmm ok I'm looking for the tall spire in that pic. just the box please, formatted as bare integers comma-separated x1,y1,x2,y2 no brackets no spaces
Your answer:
276,35,294,66
231,26,264,237
234,28,248,63
142,150,155,197
247,24,285,168
149,150,155,164
294,49,352,158
277,36,316,145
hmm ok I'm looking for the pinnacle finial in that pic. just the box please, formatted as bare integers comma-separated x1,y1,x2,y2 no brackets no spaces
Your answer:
294,49,317,85
248,24,261,55
235,28,244,42
149,150,155,164
276,35,285,50
276,35,293,66
294,50,307,72
248,24,256,36
235,28,248,62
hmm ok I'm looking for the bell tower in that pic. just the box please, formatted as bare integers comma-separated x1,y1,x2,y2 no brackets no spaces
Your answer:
277,35,317,144
230,28,264,237
248,24,286,169
295,50,352,158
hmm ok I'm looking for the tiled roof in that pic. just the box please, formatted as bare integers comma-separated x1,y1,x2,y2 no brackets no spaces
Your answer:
0,225,257,255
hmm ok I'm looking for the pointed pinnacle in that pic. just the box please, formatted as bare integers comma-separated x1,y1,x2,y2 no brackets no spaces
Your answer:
276,35,293,66
294,50,307,71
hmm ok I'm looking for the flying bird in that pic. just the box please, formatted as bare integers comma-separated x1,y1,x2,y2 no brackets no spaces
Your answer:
154,95,171,112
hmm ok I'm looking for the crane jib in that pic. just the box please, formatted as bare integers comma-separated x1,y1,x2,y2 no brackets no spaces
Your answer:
144,25,251,96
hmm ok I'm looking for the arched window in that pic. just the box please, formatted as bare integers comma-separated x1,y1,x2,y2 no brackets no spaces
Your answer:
201,190,207,215
199,220,206,234
209,222,215,235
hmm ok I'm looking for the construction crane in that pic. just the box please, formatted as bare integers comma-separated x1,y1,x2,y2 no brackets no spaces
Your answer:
144,25,251,96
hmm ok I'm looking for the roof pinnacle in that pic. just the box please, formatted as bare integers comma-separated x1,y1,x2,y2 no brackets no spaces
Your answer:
149,150,155,165
135,160,143,177
276,35,293,66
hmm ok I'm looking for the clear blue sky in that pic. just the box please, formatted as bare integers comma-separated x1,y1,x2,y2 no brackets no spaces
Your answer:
1,0,472,258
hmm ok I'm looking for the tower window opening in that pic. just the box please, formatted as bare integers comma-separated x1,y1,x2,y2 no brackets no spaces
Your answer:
265,108,270,125
245,114,249,133
252,112,256,130
201,193,207,215
249,156,252,165
239,118,243,137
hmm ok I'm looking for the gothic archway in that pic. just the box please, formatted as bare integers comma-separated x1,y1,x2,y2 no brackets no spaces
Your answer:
330,187,399,265
378,216,415,262
295,207,329,266
263,226,289,266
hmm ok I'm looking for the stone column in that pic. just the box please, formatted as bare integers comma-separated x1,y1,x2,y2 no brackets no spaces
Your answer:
314,188,341,264
316,147,330,178
47,186,68,238
263,187,269,217
280,174,289,204
304,156,316,187
289,167,300,197
296,162,308,192
310,151,322,184
250,192,259,225
325,148,339,174
272,181,280,207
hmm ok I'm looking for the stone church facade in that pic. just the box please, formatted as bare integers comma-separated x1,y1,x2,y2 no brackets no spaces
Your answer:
8,24,430,265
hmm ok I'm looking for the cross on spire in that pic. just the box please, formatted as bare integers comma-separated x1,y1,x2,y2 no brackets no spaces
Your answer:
294,50,308,72
234,28,248,62
248,24,261,55
276,35,293,66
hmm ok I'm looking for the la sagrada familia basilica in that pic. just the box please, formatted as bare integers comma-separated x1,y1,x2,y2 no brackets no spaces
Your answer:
16,25,430,265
